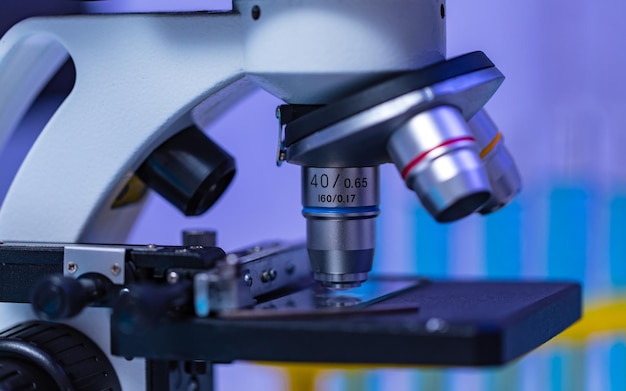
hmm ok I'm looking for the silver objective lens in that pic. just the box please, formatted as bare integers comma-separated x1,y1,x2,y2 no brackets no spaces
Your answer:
387,106,491,222
302,167,379,289
468,109,522,213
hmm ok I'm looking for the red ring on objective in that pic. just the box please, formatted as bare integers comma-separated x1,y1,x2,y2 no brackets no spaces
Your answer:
400,136,476,179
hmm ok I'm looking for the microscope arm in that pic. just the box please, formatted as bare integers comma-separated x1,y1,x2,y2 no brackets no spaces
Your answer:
0,13,249,243
0,35,67,153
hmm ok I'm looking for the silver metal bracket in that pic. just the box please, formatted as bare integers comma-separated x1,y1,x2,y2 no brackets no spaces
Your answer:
193,242,311,316
63,245,126,284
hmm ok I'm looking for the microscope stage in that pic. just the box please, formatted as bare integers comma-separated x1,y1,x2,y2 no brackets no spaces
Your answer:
0,243,580,367
112,278,581,366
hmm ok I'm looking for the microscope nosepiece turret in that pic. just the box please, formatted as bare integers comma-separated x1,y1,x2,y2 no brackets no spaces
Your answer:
283,53,509,289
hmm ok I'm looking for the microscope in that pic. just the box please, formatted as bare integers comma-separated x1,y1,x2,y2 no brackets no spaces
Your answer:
0,1,581,390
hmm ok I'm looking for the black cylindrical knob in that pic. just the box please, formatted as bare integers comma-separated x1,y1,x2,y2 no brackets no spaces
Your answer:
182,229,217,247
31,275,110,320
137,125,236,216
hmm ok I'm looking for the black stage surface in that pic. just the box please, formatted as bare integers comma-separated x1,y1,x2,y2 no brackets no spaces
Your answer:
112,278,581,366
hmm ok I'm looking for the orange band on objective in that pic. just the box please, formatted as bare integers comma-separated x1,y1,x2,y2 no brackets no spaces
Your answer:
479,132,502,159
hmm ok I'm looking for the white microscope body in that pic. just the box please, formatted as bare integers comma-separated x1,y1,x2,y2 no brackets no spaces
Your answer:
0,1,446,389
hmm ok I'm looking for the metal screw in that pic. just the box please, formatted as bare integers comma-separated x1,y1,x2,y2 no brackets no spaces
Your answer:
425,318,448,333
147,244,157,250
67,262,78,274
243,272,253,287
119,288,130,296
167,271,180,284
187,378,199,391
247,246,262,254
261,269,277,282
225,253,239,266
111,263,122,276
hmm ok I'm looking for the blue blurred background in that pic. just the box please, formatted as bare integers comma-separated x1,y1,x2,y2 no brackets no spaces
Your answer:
2,1,626,390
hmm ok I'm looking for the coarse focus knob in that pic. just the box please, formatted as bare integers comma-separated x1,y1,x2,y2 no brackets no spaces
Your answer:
0,358,58,390
0,321,121,391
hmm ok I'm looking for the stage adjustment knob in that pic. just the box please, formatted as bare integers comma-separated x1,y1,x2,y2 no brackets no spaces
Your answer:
31,274,112,320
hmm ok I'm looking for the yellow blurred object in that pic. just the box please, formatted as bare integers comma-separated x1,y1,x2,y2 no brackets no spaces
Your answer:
275,298,626,390
479,131,502,159
554,298,626,343
112,175,147,208
282,365,319,391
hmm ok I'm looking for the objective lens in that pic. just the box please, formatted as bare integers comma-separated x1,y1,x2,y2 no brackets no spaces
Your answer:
468,109,522,213
387,106,491,222
302,167,379,289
